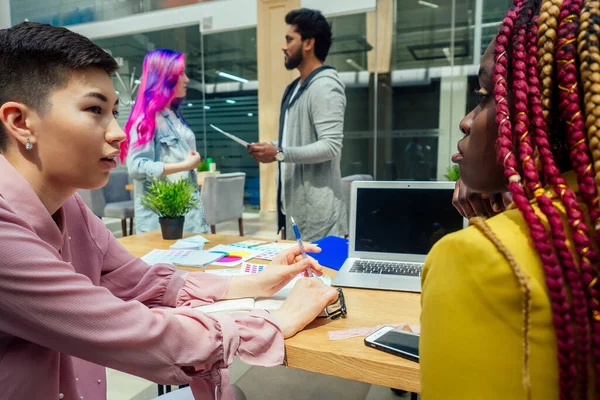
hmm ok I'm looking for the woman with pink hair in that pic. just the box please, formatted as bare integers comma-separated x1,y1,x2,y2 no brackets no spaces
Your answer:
123,49,210,234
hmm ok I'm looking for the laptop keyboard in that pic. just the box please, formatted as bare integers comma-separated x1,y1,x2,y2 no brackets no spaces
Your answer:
350,260,422,277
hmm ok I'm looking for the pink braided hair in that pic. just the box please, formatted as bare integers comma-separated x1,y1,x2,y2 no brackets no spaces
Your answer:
494,3,577,398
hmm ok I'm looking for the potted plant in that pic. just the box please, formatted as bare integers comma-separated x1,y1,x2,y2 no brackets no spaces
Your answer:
140,177,199,240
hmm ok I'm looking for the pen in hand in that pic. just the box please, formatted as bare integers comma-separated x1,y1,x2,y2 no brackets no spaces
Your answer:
291,216,314,277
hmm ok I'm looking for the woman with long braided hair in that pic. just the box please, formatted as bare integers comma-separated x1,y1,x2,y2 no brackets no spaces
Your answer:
421,0,600,398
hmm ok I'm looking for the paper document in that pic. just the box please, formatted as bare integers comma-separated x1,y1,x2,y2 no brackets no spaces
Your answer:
210,124,249,147
141,249,222,267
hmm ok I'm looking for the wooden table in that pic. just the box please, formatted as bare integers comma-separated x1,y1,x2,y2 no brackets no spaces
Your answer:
117,231,421,393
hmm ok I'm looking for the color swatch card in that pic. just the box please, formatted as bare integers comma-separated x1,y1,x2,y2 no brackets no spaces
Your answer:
207,245,262,267
230,240,269,249
203,263,267,276
241,262,267,275
229,240,295,261
254,243,296,261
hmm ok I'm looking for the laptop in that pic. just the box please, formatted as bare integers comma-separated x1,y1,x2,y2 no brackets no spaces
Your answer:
332,181,467,292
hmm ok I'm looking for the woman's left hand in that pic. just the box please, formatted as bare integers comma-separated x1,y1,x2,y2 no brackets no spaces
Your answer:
254,244,324,297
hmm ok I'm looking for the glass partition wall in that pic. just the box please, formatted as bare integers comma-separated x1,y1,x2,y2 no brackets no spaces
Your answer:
94,23,261,206
316,0,508,182
31,0,514,206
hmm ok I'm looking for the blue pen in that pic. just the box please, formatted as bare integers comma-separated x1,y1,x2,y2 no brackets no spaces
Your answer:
291,216,314,276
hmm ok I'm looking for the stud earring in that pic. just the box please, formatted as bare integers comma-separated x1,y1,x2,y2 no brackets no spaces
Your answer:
25,138,33,150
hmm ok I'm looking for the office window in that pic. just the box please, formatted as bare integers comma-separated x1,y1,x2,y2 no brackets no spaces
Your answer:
200,28,260,206
326,13,372,178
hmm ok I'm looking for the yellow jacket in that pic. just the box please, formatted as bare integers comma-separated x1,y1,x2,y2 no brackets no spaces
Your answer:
421,173,595,399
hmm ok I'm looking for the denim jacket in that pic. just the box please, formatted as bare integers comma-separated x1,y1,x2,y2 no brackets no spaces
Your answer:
126,108,210,234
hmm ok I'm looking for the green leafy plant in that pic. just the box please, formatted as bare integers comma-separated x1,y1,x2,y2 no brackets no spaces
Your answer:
445,164,460,181
197,160,209,172
140,178,199,219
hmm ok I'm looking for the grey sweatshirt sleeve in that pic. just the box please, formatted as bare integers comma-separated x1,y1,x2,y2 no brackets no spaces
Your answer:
283,79,346,164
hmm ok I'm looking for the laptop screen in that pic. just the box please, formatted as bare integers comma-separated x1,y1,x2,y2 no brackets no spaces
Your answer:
354,187,464,256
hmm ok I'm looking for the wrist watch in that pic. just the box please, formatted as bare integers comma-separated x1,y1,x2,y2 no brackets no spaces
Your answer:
275,147,285,162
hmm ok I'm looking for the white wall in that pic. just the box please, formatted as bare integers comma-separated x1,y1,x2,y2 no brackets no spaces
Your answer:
0,0,11,28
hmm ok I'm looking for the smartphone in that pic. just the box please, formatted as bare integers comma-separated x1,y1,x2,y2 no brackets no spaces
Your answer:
364,325,419,362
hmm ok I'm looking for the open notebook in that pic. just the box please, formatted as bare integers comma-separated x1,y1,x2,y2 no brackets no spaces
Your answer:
196,263,332,314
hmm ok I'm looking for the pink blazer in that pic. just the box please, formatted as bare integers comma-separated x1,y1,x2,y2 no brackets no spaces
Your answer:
0,156,284,400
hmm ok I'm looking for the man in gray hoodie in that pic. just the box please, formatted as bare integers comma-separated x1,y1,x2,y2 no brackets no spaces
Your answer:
248,8,347,242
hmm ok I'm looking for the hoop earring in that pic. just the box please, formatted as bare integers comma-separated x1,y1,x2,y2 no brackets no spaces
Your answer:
25,138,33,151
